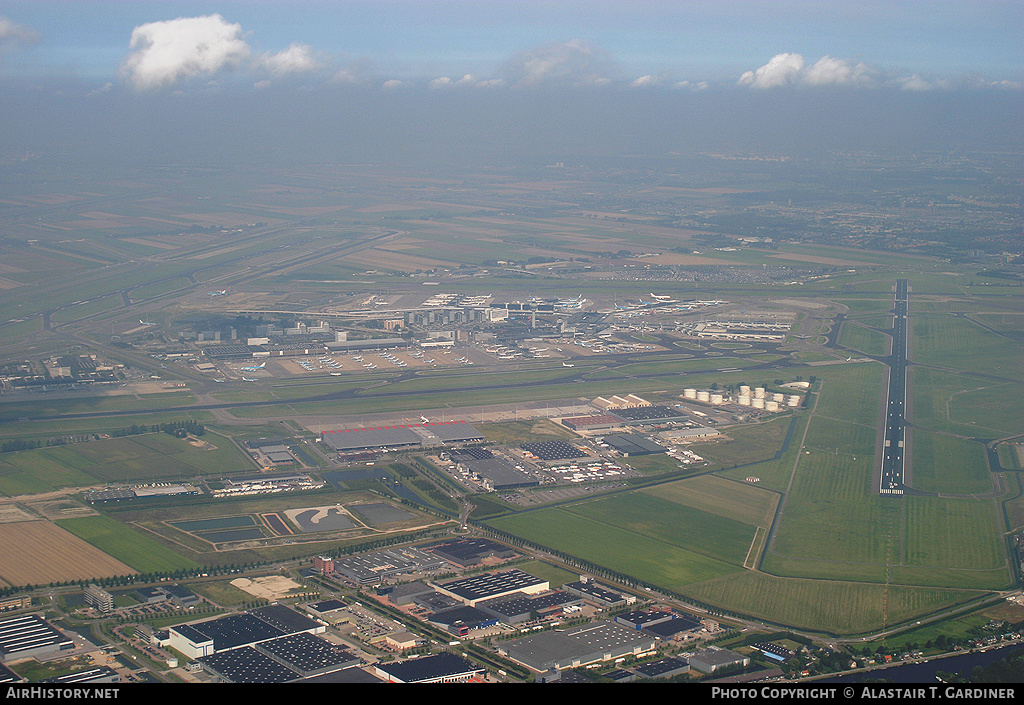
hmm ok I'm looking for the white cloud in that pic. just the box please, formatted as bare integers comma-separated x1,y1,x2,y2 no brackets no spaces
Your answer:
736,52,1009,92
120,14,250,90
430,74,505,89
0,15,41,52
381,78,403,90
738,52,805,88
631,74,658,87
803,55,875,87
260,42,323,77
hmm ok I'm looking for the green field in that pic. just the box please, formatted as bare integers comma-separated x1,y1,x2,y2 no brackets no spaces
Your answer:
56,515,201,574
839,321,889,357
487,505,745,588
685,571,982,635
0,432,258,495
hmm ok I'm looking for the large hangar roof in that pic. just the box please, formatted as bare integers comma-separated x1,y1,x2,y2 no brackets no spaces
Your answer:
320,421,483,452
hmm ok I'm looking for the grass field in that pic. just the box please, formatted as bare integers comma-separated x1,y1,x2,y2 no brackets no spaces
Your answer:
55,515,200,574
909,430,991,495
0,432,258,495
486,506,745,588
839,321,889,356
685,570,983,635
911,315,1023,381
645,475,779,529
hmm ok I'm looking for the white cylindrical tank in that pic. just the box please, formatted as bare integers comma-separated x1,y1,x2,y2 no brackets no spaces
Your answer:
754,387,766,399
697,391,710,402
788,395,801,407
738,396,751,406
772,393,784,402
765,400,779,411
710,394,724,404
684,388,697,399
739,385,751,396
752,398,765,409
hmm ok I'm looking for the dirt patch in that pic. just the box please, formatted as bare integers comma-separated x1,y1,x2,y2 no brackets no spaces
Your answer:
229,575,302,600
24,498,97,520
0,504,38,523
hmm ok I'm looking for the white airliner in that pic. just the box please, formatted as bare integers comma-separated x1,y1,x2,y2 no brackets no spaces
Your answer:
562,362,575,367
139,319,156,326
240,362,266,371
209,288,229,296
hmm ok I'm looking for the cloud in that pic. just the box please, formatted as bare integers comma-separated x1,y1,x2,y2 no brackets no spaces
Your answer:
429,74,505,89
802,55,876,87
260,43,324,77
738,52,805,88
737,52,1014,92
0,15,41,52
120,14,250,90
500,39,616,87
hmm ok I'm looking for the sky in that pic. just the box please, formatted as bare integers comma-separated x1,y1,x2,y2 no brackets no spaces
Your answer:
1,1,1021,167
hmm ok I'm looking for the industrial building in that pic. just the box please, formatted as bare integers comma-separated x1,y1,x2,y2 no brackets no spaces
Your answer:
432,569,549,607
633,656,691,680
521,440,587,461
453,456,539,491
600,433,667,456
166,604,325,659
0,615,76,663
559,414,626,432
387,581,435,606
498,620,657,672
198,632,363,683
373,652,485,683
330,547,450,585
476,590,584,625
616,609,704,640
423,538,517,567
562,578,636,609
320,420,484,453
561,405,693,431
426,605,500,636
687,646,750,674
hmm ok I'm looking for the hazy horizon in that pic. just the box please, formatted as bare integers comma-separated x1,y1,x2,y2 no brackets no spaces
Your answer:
1,2,1021,170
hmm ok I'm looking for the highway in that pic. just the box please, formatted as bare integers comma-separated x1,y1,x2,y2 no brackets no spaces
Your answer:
879,279,909,495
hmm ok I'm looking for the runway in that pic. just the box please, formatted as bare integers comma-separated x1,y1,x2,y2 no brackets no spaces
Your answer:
879,279,909,495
